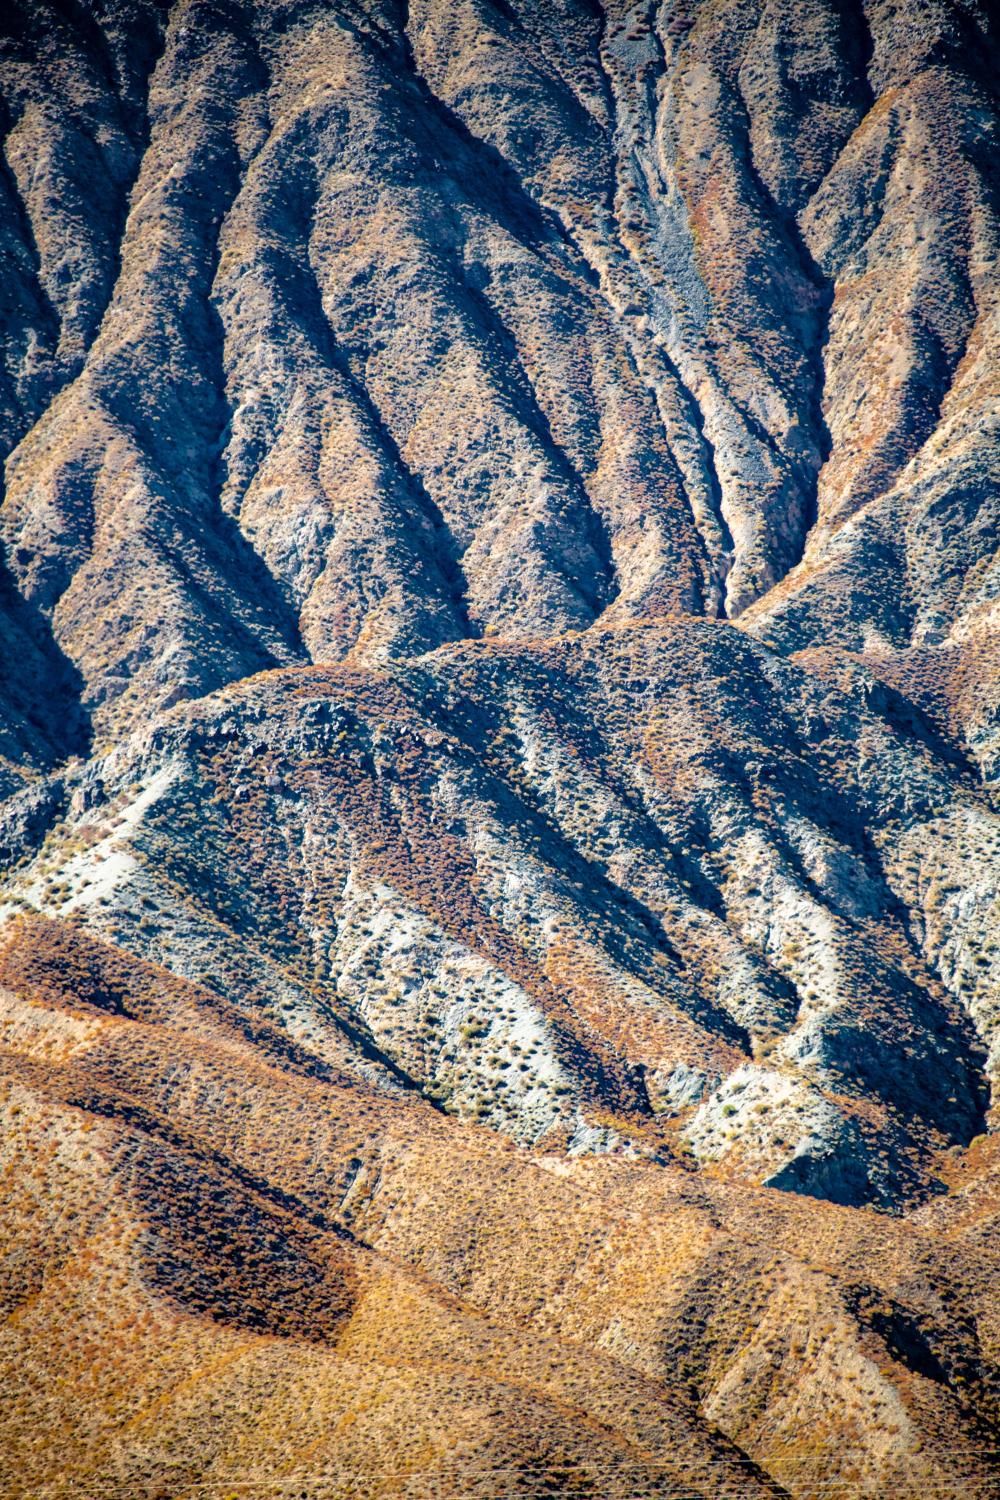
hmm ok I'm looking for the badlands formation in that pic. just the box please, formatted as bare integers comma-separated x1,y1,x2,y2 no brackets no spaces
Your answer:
0,0,998,1495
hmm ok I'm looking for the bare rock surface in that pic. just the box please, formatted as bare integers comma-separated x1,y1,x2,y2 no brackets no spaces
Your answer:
1,1,999,1495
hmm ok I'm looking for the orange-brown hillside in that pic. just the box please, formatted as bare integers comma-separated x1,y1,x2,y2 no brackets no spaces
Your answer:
0,0,998,1494
2,915,999,1498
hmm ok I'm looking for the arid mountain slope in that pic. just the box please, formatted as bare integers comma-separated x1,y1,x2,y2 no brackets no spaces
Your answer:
3,621,997,1207
0,1,999,1496
0,0,996,748
2,618,999,1494
2,915,1000,1498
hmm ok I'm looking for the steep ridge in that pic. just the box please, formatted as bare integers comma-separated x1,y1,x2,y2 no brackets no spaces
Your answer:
0,0,994,745
3,620,997,1210
0,1,998,1495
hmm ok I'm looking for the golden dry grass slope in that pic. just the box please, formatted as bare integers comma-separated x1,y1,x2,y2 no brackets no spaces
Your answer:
0,0,998,1496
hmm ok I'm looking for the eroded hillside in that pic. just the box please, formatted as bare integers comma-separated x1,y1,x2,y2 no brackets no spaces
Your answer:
0,0,996,749
1,0,998,1496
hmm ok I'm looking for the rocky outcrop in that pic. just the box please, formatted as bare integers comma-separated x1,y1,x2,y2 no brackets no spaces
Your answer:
1,2,998,1495
2,620,995,1210
0,0,995,744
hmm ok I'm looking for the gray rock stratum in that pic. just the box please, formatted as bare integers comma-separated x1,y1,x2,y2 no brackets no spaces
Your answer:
1,2,999,1497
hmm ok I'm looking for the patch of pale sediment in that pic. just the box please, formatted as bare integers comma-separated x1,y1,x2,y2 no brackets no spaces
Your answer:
1,760,183,922
332,874,576,1143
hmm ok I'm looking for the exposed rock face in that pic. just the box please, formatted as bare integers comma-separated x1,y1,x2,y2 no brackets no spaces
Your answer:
2,0,996,744
5,621,996,1201
0,1,998,1496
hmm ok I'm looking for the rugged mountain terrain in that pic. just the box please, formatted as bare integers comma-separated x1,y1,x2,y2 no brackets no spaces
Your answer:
0,0,998,1495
